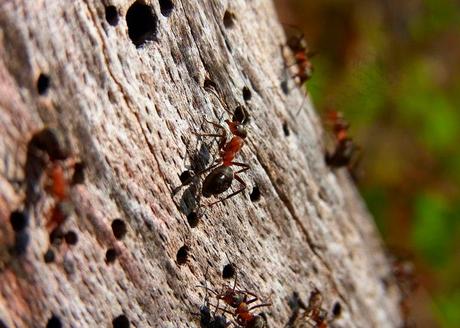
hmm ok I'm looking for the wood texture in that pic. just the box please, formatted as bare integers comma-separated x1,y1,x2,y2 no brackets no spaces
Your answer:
0,0,401,327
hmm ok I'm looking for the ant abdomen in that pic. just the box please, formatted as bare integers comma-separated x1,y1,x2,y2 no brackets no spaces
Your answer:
202,166,233,197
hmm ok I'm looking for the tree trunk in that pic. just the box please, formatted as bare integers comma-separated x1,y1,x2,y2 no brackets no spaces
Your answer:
0,0,401,327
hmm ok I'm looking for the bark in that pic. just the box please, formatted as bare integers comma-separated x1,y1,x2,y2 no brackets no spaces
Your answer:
0,0,401,327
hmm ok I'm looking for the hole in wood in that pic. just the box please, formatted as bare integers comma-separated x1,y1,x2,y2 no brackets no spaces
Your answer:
282,121,290,137
158,0,174,17
71,161,85,185
46,314,62,328
176,245,189,265
10,210,28,232
280,80,289,95
105,248,118,263
64,230,78,245
126,1,158,47
111,219,127,240
222,263,236,279
44,249,55,263
242,86,252,101
223,10,236,28
203,78,216,90
187,212,199,228
105,5,119,26
37,73,50,95
332,302,342,317
249,186,261,202
112,314,130,328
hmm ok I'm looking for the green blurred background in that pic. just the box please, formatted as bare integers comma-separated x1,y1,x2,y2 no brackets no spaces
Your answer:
274,0,460,327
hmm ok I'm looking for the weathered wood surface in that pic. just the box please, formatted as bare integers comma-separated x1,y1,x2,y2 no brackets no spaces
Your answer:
0,0,401,327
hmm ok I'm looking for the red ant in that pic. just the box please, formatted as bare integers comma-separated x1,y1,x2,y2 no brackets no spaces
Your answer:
177,89,250,206
324,110,360,169
286,287,329,328
281,24,314,86
200,270,270,328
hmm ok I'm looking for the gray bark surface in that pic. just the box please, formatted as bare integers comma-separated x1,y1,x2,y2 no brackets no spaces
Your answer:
0,0,401,327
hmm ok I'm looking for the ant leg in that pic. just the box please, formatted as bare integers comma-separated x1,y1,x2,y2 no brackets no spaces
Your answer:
248,302,272,312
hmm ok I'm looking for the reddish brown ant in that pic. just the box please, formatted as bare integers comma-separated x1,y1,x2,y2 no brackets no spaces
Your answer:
324,110,360,169
200,270,270,328
177,89,250,206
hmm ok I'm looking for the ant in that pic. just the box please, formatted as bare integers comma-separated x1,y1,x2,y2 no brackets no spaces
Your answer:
286,287,328,328
324,110,360,169
195,268,231,328
177,88,250,207
200,270,270,328
281,24,314,87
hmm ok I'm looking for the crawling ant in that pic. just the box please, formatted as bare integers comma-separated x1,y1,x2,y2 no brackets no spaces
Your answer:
201,271,270,327
286,287,328,328
177,89,250,206
324,110,360,169
281,24,314,86
195,268,231,328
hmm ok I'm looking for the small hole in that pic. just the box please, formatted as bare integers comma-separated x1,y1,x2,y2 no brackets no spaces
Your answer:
223,10,236,28
105,248,118,263
111,219,127,240
179,170,194,185
72,161,85,185
176,245,189,265
37,73,50,95
126,1,158,47
187,212,199,228
13,231,29,256
64,230,78,245
105,5,119,26
46,315,62,328
0,319,8,328
332,302,342,317
10,210,28,232
249,186,261,202
222,263,236,279
282,122,290,136
203,78,216,90
159,0,174,17
50,227,64,246
112,314,130,328
242,86,252,101
44,249,55,263
280,80,289,95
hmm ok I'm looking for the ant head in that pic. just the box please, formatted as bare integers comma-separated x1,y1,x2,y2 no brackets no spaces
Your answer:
233,105,249,125
230,293,245,307
236,125,247,139
202,166,233,198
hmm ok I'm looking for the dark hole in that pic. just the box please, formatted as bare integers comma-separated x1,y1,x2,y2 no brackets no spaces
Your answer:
249,186,261,202
44,249,55,263
282,122,290,136
0,319,8,328
50,227,64,246
176,245,189,265
232,105,249,124
332,302,342,317
242,86,252,101
105,5,119,26
223,10,236,28
37,73,50,95
10,210,28,232
111,219,127,240
112,314,130,328
179,170,194,185
280,80,289,95
186,212,199,228
203,78,216,90
64,230,78,245
29,128,70,161
72,161,85,185
105,248,118,263
126,1,158,47
13,230,29,256
159,0,174,17
46,315,62,328
222,263,236,279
